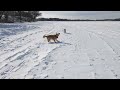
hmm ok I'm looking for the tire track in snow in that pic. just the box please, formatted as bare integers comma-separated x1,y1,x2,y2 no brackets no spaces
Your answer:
0,22,62,79
0,22,55,56
24,45,62,79
0,30,42,55
0,42,62,79
84,30,119,79
0,27,45,62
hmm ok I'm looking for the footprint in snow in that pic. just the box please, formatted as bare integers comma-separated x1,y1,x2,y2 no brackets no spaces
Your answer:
118,56,120,59
90,59,95,61
115,74,118,77
57,75,64,79
42,66,47,70
51,61,57,65
1,72,7,76
45,62,49,65
40,74,48,79
90,64,93,66
61,77,64,79
101,59,105,61
64,61,67,62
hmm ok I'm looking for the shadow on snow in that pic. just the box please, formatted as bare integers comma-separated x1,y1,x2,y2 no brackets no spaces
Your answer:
49,41,72,45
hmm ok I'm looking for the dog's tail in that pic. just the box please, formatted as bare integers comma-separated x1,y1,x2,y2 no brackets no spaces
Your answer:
43,35,47,38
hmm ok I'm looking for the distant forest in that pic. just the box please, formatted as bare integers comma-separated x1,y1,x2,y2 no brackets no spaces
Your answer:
37,18,120,21
0,11,41,23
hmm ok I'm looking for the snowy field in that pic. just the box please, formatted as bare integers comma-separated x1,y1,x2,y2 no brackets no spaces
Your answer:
0,21,120,79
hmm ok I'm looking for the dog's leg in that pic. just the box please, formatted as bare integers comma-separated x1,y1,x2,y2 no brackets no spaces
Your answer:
56,39,59,42
54,39,56,43
47,38,50,42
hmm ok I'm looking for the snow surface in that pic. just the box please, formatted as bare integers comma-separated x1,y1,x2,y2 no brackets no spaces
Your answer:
0,21,120,79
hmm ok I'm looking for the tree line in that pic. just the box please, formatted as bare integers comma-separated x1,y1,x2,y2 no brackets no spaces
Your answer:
37,18,120,21
0,11,41,23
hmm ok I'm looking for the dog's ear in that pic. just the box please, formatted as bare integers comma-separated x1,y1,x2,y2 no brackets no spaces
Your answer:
57,33,60,36
56,33,60,35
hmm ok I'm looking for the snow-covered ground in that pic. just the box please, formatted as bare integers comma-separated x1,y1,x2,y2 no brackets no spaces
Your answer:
0,21,120,79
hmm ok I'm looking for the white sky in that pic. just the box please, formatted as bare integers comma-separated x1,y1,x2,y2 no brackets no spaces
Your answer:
40,11,120,20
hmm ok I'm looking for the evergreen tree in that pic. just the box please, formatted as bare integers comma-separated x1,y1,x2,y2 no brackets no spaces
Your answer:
0,11,41,23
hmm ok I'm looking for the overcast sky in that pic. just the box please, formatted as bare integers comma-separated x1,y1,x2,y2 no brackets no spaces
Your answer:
40,11,120,20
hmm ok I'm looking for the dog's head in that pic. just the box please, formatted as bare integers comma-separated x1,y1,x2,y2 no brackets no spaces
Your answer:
56,33,60,36
55,33,60,38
